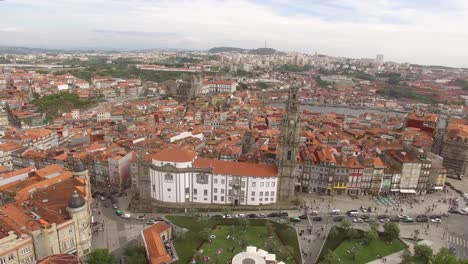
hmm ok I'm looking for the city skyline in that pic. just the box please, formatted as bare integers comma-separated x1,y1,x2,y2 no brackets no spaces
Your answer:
1,0,468,67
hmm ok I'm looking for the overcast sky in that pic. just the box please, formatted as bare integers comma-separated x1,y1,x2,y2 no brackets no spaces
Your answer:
1,0,467,67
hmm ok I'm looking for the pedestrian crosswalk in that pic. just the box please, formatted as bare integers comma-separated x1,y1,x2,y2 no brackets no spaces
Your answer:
448,234,468,247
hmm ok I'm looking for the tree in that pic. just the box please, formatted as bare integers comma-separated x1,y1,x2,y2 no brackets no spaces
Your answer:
340,219,352,230
86,248,116,264
431,248,459,264
124,245,148,264
382,222,400,241
365,229,378,244
199,228,212,242
370,222,379,232
264,239,276,252
321,250,339,264
401,249,412,264
414,244,433,264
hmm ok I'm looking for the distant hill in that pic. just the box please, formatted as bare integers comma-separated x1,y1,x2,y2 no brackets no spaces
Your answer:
209,46,280,55
0,45,65,54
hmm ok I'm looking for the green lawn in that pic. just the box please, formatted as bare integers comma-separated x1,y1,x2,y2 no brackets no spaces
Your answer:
166,216,300,264
333,238,406,264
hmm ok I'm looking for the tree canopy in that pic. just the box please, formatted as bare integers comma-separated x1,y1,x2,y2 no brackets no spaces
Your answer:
86,248,116,264
382,222,400,241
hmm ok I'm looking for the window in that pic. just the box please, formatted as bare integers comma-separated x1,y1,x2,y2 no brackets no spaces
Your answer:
221,179,225,184
287,151,292,160
21,247,31,256
228,190,232,195
196,173,209,184
185,188,190,194
61,241,67,250
259,198,263,201
266,182,270,187
204,190,208,196
251,198,255,201
214,195,217,201
214,188,218,193
260,182,264,187
241,191,245,196
229,180,233,186
193,189,197,195
272,182,275,187
241,181,245,187
260,192,263,196
8,254,14,261
228,197,231,202
265,191,269,196
69,228,73,234
167,188,171,192
164,173,173,182
252,182,256,187
221,196,224,202
251,191,255,196
214,179,218,184
70,238,75,247
152,184,155,192
270,191,275,197
0,257,5,264
221,189,225,194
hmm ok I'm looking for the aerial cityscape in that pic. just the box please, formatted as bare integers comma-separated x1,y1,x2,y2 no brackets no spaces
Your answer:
1,1,468,264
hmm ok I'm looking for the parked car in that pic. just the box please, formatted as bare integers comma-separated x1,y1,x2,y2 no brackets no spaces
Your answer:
416,215,428,222
390,217,400,222
379,217,390,223
364,218,375,223
347,210,359,217
290,217,301,223
267,212,279,217
257,213,267,218
310,210,318,216
312,216,323,222
104,203,110,208
431,218,442,223
100,196,106,201
115,210,123,216
277,219,287,224
353,218,364,223
397,214,409,219
299,214,308,219
112,204,118,209
146,219,156,225
279,212,289,217
247,214,257,218
429,214,442,219
330,209,341,215
333,216,344,222
401,217,415,223
121,213,131,219
136,215,145,221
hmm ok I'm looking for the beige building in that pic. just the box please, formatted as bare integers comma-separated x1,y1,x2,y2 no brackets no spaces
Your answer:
0,162,92,263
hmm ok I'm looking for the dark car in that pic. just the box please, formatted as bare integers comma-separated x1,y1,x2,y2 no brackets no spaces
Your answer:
280,212,289,217
360,215,370,220
429,214,441,219
401,217,415,223
416,215,428,222
390,217,400,222
449,208,461,214
211,214,223,218
299,214,308,219
104,203,110,208
312,216,323,222
247,214,257,218
333,216,344,222
364,218,375,223
347,210,359,216
267,212,279,217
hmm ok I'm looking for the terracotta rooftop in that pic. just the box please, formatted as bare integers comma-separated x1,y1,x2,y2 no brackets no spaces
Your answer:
150,149,197,163
143,222,172,264
193,158,277,177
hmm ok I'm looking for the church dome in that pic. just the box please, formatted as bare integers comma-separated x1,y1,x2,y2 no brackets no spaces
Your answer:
73,160,86,173
68,191,86,209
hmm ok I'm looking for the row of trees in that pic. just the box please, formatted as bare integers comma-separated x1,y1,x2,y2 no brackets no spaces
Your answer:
86,245,148,264
402,246,468,264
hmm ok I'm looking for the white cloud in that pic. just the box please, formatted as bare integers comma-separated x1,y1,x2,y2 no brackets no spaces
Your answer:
0,0,467,67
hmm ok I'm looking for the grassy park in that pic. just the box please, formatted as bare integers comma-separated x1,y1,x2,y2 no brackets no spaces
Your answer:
333,238,406,264
166,216,300,264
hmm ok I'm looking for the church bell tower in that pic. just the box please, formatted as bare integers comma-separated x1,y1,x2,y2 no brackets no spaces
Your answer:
277,83,301,202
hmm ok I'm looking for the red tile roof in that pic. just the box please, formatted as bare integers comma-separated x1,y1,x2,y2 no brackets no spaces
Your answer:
143,222,172,264
150,149,197,163
193,159,277,177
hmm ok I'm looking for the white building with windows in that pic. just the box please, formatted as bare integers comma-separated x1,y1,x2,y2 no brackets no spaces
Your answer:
202,80,237,94
148,149,278,206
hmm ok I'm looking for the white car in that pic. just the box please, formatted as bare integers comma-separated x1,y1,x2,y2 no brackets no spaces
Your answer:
121,213,131,219
100,196,106,201
397,214,409,219
353,218,364,223
431,218,442,223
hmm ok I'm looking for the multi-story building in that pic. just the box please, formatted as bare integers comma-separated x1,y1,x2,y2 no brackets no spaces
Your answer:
0,163,92,262
203,80,237,94
440,123,468,179
384,149,421,194
405,110,439,134
0,128,58,150
146,149,278,206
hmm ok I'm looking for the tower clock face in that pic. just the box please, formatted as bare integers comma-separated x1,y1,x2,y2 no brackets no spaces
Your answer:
290,120,295,125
